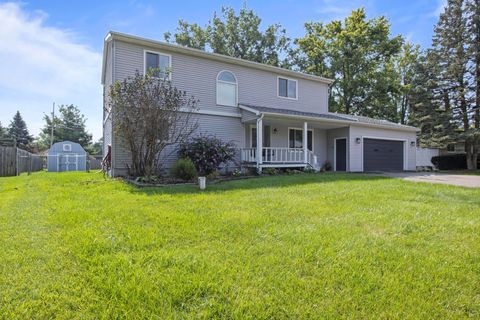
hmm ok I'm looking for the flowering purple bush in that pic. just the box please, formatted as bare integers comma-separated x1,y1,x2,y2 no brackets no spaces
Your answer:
178,135,236,175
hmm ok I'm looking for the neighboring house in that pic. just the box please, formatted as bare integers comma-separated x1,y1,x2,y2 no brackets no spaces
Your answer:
441,142,480,155
102,31,419,177
47,141,87,172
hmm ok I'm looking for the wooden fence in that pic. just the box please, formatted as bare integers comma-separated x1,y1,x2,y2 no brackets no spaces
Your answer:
0,147,44,177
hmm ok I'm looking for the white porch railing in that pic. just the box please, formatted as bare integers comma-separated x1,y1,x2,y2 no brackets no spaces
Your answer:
241,147,317,166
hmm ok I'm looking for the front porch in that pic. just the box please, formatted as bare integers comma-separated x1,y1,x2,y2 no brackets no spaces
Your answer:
241,147,317,170
239,105,351,173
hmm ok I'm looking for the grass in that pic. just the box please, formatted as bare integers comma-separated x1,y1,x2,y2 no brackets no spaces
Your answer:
0,172,479,319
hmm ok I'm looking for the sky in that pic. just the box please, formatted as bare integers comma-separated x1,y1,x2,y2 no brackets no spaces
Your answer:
0,0,446,141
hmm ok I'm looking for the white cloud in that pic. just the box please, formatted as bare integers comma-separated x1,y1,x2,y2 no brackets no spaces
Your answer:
315,0,375,21
0,2,102,140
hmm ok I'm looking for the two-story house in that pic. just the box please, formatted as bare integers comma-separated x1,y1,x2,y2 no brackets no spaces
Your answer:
102,31,419,177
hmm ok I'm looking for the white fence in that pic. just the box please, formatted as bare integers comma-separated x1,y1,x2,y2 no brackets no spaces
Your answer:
416,147,440,167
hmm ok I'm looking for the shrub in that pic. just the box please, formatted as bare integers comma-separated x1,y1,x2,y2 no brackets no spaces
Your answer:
263,167,278,175
206,171,220,180
170,158,198,181
303,168,317,174
431,154,480,170
321,161,332,172
178,135,236,175
232,169,242,177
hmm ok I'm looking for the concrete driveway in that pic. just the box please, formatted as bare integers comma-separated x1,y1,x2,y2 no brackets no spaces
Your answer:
381,172,480,188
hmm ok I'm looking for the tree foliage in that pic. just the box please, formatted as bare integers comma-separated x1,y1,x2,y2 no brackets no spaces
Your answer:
110,71,199,177
39,104,92,149
294,8,403,120
164,6,290,67
7,111,33,150
416,0,480,169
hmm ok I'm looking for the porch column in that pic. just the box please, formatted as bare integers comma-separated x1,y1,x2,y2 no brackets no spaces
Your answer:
303,121,308,163
256,116,263,170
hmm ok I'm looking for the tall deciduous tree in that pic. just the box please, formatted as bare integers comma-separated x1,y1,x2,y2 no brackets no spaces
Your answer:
109,71,199,177
294,8,403,119
39,104,92,149
393,43,422,124
7,111,33,150
164,6,290,67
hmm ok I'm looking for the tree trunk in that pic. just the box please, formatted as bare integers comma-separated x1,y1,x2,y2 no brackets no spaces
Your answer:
465,138,478,170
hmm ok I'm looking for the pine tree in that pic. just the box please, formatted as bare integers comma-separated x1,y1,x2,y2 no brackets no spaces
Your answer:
430,0,479,169
7,111,33,150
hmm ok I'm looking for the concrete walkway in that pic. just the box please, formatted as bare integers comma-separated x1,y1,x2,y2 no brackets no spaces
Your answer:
381,172,480,188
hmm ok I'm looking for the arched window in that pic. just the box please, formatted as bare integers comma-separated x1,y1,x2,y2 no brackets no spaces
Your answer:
216,71,237,107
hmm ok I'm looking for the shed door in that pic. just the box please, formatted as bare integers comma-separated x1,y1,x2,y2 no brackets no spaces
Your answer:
58,154,78,172
363,139,404,171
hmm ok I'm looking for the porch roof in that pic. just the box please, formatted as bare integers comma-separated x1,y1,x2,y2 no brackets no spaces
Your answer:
238,103,419,132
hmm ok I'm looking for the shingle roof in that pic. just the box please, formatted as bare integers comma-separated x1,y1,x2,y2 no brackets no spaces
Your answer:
239,103,419,131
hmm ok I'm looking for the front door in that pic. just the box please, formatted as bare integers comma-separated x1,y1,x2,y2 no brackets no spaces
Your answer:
335,138,347,171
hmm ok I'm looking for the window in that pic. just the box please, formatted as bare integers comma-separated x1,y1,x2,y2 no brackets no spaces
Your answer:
278,77,297,99
250,126,271,148
446,144,455,152
63,144,72,152
288,128,313,151
217,71,237,106
144,51,171,79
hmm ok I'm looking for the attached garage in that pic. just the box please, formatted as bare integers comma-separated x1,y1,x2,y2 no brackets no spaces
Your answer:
363,138,404,171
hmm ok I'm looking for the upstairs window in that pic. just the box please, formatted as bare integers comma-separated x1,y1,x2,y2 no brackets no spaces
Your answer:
278,77,297,99
217,71,237,107
145,50,171,79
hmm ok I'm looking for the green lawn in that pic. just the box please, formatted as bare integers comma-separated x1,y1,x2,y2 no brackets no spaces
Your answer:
0,172,479,319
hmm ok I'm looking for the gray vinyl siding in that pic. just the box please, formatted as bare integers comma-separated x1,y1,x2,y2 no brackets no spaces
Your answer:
111,113,245,176
349,126,417,171
113,40,329,115
102,41,113,158
327,127,350,171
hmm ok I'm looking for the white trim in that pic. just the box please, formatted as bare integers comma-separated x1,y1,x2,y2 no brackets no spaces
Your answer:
287,127,314,152
216,70,238,107
277,76,298,100
62,144,72,152
238,104,260,115
360,136,408,171
143,49,172,80
333,137,347,171
178,107,241,118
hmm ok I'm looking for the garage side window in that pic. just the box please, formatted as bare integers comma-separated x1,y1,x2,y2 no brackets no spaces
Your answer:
217,71,237,107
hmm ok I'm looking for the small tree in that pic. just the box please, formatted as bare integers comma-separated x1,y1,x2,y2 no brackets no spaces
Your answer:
178,135,236,175
110,71,198,177
8,111,33,150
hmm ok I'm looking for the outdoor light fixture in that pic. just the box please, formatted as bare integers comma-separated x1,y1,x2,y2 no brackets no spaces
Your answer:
410,141,416,147
356,137,361,144
273,128,278,134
